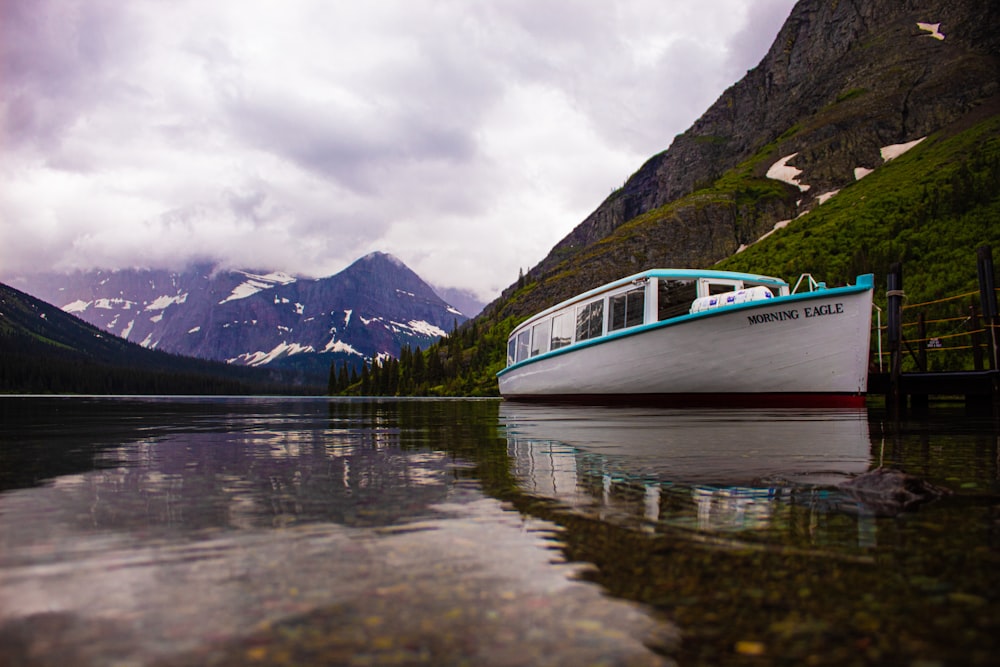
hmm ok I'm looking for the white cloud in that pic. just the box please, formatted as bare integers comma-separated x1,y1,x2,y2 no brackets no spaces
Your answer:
0,0,797,301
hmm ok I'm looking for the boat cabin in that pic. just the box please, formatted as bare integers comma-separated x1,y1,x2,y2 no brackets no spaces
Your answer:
506,269,791,367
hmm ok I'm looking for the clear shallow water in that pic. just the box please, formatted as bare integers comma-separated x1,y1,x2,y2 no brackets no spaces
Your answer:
0,396,997,666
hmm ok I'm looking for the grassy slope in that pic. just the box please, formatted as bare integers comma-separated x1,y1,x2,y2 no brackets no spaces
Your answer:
718,113,1000,303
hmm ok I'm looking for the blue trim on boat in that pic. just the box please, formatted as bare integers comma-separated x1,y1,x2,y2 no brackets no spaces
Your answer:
496,274,874,379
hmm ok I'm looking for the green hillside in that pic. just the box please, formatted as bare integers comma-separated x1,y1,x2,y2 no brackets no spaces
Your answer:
718,111,1000,298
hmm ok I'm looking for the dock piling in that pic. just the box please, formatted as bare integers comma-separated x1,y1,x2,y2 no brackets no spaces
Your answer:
886,262,904,414
977,245,998,372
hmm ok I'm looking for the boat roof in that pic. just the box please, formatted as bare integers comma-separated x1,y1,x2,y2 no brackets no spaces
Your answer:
513,268,789,333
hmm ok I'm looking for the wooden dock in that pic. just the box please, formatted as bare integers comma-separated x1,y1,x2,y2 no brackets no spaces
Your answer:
873,245,999,414
869,369,999,412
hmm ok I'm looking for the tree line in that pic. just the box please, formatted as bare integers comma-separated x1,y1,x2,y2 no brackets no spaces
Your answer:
328,316,517,397
0,331,298,395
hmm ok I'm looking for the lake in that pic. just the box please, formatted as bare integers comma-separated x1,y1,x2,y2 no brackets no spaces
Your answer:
0,396,997,666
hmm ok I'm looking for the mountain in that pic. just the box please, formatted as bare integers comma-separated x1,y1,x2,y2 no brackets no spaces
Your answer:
414,0,1000,395
433,286,486,320
0,281,308,394
18,252,466,382
500,0,1000,320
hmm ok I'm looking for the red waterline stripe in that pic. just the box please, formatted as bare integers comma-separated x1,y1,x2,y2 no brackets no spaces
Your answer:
502,393,867,409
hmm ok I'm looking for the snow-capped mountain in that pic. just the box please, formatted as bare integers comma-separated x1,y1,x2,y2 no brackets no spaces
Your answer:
20,252,466,379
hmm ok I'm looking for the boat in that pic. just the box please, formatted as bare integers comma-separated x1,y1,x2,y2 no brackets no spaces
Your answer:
497,269,875,406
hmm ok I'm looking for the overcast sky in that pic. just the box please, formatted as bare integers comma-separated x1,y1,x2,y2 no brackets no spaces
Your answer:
1,0,797,301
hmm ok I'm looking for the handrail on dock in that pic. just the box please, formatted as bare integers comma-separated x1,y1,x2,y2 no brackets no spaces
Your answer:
874,245,999,414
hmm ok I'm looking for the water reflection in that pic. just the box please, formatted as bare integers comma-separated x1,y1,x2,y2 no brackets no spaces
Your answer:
0,397,672,667
5,404,464,537
2,397,998,666
501,402,875,540
498,403,1000,666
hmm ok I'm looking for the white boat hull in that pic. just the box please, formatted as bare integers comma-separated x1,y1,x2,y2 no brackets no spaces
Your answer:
498,283,873,405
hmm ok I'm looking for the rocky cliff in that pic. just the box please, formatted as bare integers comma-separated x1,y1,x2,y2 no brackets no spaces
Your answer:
510,0,999,318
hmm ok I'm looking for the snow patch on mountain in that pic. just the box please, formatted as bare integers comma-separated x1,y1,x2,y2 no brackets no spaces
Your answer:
219,280,273,304
817,190,839,204
146,293,188,311
219,271,297,305
403,320,447,338
767,153,810,192
64,300,90,313
881,137,926,162
738,219,792,253
230,341,316,367
917,22,944,40
322,338,362,356
97,298,135,310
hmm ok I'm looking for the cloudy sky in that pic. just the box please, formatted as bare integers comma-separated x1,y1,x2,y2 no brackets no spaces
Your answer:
1,0,797,301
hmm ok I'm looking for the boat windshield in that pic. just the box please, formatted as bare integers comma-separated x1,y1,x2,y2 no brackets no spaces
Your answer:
658,279,696,321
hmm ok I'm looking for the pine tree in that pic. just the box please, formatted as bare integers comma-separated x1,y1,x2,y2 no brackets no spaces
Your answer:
326,361,340,396
337,362,350,394
360,361,371,395
412,346,425,387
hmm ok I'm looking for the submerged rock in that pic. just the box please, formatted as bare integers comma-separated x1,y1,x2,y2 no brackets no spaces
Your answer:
839,468,952,516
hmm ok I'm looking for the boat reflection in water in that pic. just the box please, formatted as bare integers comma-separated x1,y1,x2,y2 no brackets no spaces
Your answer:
500,402,874,537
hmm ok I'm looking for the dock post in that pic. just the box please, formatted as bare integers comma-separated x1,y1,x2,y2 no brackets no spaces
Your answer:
912,311,929,413
970,300,984,371
887,262,904,415
977,245,998,371
917,312,927,372
976,245,999,412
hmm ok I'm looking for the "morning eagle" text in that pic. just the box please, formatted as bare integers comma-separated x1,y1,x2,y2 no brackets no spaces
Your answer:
747,303,844,326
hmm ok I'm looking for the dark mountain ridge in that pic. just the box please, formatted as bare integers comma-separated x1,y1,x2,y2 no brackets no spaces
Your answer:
0,281,307,394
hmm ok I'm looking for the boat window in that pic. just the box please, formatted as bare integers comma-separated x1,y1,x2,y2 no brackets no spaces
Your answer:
550,313,574,350
515,329,530,363
658,279,697,321
609,287,645,332
705,280,743,296
575,299,604,341
507,337,516,366
530,319,551,357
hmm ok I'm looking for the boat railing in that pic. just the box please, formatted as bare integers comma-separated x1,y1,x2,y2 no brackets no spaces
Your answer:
791,273,826,294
